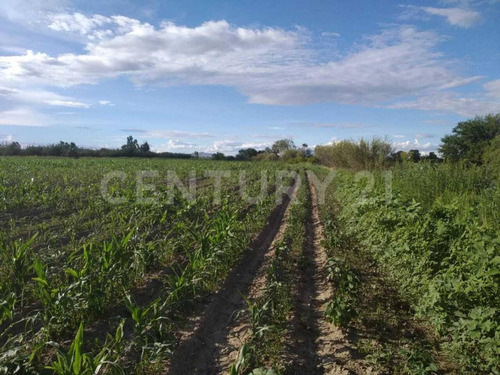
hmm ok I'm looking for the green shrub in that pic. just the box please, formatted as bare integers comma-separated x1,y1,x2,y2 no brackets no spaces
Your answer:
315,137,392,170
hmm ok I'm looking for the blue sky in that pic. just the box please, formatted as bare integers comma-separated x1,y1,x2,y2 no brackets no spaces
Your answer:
0,0,499,154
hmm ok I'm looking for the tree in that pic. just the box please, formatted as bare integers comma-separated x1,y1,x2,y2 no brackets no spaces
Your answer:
212,152,226,160
408,149,421,163
140,141,150,154
121,136,140,156
422,151,440,162
301,143,313,157
281,149,304,161
439,114,500,163
6,142,21,155
236,148,258,161
271,139,295,156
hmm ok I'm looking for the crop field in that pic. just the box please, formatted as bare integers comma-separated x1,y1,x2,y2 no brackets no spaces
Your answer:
0,157,499,375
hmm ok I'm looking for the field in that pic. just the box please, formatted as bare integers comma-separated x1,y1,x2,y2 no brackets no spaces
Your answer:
0,157,499,375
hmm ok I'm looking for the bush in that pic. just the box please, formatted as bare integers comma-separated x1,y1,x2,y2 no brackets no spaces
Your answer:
315,138,392,170
252,153,278,161
483,134,500,180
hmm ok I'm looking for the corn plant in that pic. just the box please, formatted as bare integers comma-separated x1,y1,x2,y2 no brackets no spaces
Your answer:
11,237,36,301
42,321,125,375
245,298,272,339
124,295,171,353
229,343,253,375
0,293,16,325
32,259,56,326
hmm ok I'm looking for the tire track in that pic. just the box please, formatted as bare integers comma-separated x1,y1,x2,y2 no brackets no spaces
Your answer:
293,171,373,375
165,181,298,375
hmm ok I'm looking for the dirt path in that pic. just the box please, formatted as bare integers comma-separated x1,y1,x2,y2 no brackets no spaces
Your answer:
165,182,298,375
290,171,374,375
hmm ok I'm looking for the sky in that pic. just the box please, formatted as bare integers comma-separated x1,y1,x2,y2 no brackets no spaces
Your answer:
0,0,499,154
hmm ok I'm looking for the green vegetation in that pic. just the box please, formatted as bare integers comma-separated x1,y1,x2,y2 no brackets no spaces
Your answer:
0,157,294,373
229,169,310,374
1,114,499,374
0,137,192,159
440,114,500,163
327,165,499,374
315,137,393,170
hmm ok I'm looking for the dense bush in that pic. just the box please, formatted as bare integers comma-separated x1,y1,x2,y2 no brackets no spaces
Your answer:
315,138,392,170
483,134,500,180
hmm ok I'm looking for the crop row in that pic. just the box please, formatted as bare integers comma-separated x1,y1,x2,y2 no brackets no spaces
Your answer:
0,158,298,373
229,168,310,374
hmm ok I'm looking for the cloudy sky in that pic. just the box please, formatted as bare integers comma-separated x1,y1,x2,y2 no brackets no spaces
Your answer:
0,0,499,154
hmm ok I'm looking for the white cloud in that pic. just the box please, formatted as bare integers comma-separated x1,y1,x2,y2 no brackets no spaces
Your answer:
0,86,89,108
46,99,89,108
323,137,341,145
484,79,500,98
0,15,497,115
154,139,198,152
0,108,45,126
321,32,341,38
420,7,481,27
47,13,112,36
154,138,271,154
392,138,436,152
0,0,68,22
98,100,114,106
388,92,500,116
0,134,14,142
204,140,272,154
252,133,294,141
0,17,489,111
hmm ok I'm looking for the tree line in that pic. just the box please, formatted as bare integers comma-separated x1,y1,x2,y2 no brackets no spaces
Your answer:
1,114,499,171
211,139,314,162
315,114,500,171
0,136,191,159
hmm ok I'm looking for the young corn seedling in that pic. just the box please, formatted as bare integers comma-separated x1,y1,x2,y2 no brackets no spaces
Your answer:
229,343,252,375
32,259,56,326
11,235,37,306
245,297,272,340
41,321,125,375
0,292,16,325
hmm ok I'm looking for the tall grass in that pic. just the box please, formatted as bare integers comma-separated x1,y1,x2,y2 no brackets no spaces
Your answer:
388,162,499,229
315,138,392,170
